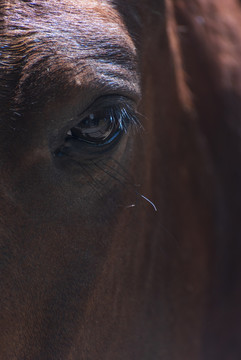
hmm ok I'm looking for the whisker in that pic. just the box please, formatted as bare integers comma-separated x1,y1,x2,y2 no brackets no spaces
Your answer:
81,168,103,198
93,160,158,212
75,158,175,242
71,160,104,199
124,204,136,209
138,193,157,212
92,160,129,187
98,158,134,185
92,161,179,241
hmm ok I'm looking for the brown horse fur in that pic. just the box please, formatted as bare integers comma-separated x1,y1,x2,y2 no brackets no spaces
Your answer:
1,0,241,359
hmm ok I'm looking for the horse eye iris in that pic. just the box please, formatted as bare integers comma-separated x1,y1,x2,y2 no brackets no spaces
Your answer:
67,111,119,144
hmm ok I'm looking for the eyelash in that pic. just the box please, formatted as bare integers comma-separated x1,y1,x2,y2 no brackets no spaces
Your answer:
105,104,139,138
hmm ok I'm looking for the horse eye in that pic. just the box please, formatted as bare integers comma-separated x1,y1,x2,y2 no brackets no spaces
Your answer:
53,100,140,159
66,109,121,145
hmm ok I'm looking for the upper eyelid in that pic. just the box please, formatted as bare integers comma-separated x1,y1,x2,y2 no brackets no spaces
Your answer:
74,95,140,127
75,104,140,130
76,95,136,118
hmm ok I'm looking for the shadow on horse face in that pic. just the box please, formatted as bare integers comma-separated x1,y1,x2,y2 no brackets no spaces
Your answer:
1,0,241,359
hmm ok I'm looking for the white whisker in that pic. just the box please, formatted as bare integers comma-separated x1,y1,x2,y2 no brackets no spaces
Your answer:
139,194,157,212
125,204,136,209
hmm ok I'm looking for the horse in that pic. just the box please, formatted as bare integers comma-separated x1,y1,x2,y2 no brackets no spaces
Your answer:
1,0,241,359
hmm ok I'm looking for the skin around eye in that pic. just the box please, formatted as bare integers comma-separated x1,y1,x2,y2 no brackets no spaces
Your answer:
53,96,141,159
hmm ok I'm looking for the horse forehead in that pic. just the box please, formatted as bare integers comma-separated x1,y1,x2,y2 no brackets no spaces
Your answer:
4,0,137,74
2,0,139,113
5,0,134,48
